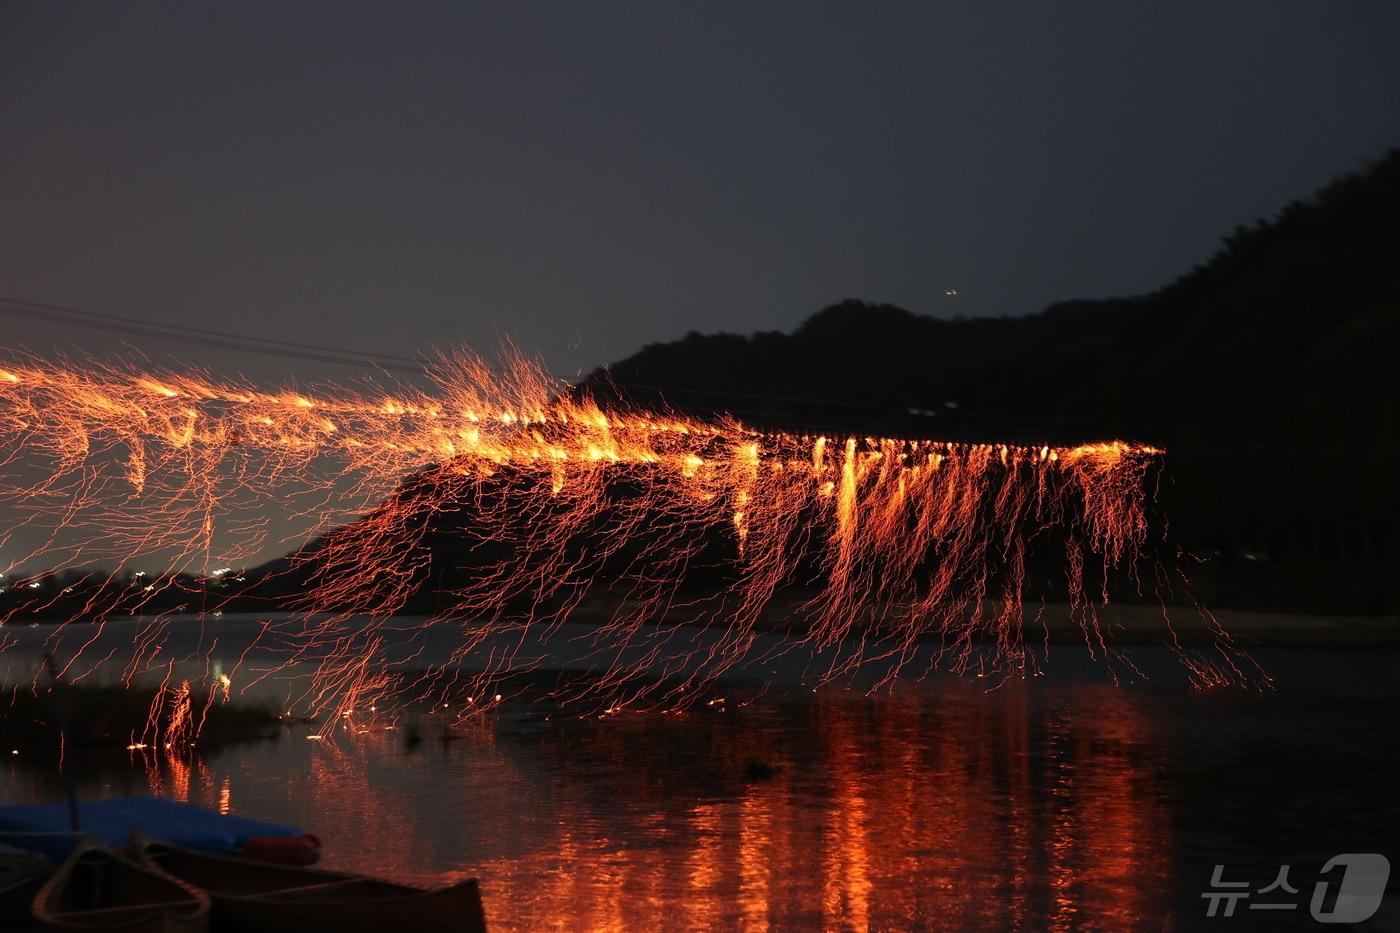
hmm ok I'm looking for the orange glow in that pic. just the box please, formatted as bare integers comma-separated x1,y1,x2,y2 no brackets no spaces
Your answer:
194,686,1173,931
0,349,1239,727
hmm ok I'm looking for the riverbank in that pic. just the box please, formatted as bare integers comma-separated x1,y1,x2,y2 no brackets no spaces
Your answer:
3,600,1397,649
0,683,281,753
555,594,1400,648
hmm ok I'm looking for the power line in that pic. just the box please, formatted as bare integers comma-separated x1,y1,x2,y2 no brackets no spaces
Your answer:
0,295,427,373
3,295,1392,456
0,294,1209,431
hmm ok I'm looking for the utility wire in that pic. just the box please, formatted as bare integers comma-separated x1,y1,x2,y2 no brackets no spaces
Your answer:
3,294,1394,456
1,295,1147,425
0,295,426,373
0,294,1197,428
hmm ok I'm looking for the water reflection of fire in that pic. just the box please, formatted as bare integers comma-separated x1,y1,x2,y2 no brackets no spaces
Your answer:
118,684,1172,931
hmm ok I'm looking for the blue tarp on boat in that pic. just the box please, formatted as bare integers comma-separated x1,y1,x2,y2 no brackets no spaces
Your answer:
0,796,301,860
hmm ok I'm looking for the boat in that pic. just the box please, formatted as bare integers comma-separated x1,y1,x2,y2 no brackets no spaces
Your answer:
0,797,318,864
128,835,486,932
31,837,210,932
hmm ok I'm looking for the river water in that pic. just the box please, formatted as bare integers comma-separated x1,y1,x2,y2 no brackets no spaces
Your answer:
2,617,1397,931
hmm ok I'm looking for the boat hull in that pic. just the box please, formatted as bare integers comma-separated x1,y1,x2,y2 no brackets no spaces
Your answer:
129,837,485,932
31,839,210,933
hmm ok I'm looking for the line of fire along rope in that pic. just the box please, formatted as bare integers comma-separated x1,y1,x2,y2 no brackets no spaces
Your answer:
4,295,1390,456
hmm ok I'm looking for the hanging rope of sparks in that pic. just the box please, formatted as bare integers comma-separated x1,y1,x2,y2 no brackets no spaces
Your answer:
0,349,1253,732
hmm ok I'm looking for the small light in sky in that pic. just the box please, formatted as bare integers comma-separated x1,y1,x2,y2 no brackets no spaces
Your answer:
945,288,958,296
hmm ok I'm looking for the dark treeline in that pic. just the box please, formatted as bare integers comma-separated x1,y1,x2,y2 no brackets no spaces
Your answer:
580,151,1400,614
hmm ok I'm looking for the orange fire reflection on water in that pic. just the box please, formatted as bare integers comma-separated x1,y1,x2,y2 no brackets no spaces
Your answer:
113,683,1172,931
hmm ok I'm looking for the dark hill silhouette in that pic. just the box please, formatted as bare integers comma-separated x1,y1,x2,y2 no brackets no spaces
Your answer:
13,153,1391,622
233,150,1397,617
582,151,1400,613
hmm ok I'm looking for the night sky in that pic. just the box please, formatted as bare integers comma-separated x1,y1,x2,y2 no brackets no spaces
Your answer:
3,2,1399,385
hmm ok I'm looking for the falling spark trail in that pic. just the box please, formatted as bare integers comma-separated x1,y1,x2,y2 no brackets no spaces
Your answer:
0,349,1249,731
